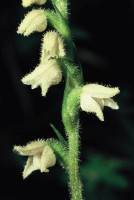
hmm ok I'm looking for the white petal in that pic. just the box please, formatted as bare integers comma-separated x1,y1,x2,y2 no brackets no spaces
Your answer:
14,140,46,156
94,98,104,110
22,59,62,96
24,13,47,36
40,145,56,172
58,37,65,57
22,64,45,87
80,93,104,121
41,81,49,96
41,31,65,62
33,154,42,168
17,10,47,36
40,60,62,96
104,98,119,109
40,50,51,63
23,157,38,179
22,0,47,7
83,84,120,99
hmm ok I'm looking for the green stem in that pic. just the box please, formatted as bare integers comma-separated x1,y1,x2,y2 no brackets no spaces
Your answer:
51,0,68,19
48,1,84,199
61,61,83,200
64,98,83,200
68,128,83,200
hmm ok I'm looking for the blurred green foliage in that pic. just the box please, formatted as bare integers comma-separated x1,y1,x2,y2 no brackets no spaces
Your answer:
81,154,129,200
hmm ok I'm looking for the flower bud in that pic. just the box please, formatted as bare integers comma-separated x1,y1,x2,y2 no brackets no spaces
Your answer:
22,0,47,7
17,9,47,36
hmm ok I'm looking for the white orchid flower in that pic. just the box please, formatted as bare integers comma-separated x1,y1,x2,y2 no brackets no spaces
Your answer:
22,59,62,96
13,139,56,179
17,9,47,36
41,31,65,62
80,84,120,121
22,0,47,7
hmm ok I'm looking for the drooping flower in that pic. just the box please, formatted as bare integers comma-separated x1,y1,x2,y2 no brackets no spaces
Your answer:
41,31,65,62
17,9,47,36
22,0,47,7
80,84,120,121
22,59,62,96
13,139,56,179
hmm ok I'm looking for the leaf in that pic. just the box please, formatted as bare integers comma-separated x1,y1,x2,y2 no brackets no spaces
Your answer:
50,123,67,146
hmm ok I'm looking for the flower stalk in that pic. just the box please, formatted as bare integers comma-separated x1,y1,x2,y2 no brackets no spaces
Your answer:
61,60,83,200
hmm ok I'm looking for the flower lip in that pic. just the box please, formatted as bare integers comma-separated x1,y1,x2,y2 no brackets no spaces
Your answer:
80,93,104,121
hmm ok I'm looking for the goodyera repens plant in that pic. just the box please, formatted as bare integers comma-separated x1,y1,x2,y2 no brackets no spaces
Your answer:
14,0,120,199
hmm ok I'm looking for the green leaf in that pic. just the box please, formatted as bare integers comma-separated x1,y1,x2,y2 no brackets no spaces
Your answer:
50,123,67,146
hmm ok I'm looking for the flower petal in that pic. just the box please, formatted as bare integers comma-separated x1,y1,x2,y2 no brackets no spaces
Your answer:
22,59,62,96
23,157,38,179
41,31,65,63
33,153,42,168
94,98,104,110
40,145,56,172
80,93,104,121
13,140,46,156
83,84,120,99
104,98,119,109
22,0,47,7
22,63,46,88
17,9,47,36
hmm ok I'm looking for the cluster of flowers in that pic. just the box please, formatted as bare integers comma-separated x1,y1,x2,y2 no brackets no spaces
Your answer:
15,0,63,179
15,0,120,179
18,8,65,96
18,0,120,121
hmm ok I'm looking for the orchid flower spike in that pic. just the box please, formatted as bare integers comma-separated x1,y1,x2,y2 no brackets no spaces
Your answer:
13,139,56,179
80,84,120,121
17,9,47,36
22,59,62,96
41,31,65,62
22,0,47,7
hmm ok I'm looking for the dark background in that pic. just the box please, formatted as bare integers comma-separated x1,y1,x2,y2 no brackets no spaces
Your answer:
0,0,134,200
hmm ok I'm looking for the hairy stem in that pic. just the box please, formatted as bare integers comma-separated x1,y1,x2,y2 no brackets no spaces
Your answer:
63,100,83,200
50,0,84,199
61,61,83,199
68,126,83,200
